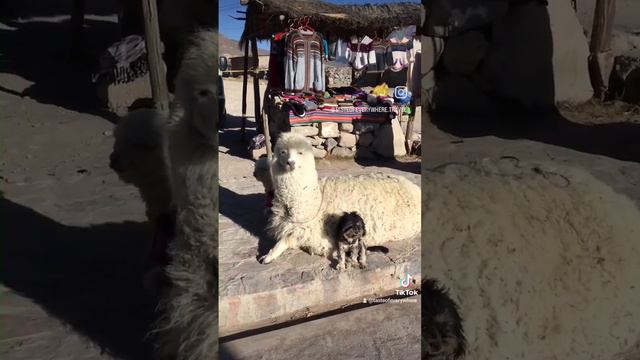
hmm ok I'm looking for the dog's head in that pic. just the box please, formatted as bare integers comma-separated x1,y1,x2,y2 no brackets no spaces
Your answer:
273,132,314,173
422,278,466,359
336,211,366,244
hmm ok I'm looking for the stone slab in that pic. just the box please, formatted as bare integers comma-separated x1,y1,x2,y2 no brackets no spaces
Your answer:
220,296,421,360
218,171,421,336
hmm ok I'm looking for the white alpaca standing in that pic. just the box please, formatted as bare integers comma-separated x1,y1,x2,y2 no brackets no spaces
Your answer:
110,108,174,226
109,109,176,272
153,30,218,360
260,132,421,264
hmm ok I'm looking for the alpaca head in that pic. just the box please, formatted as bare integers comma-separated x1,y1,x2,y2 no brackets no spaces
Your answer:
110,109,168,185
272,132,315,173
174,29,218,146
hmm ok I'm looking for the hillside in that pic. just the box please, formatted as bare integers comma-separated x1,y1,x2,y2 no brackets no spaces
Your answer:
219,34,268,57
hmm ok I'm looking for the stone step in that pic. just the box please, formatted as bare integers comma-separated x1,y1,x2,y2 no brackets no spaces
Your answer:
218,175,421,336
220,296,421,360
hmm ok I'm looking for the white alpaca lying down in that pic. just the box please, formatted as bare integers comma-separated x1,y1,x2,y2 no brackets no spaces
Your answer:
259,132,421,264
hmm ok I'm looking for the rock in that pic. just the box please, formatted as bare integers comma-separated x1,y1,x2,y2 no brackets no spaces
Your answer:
339,123,354,132
425,0,509,37
621,67,640,105
353,122,380,135
338,132,357,147
484,0,592,107
357,132,374,147
250,147,267,160
325,138,338,152
331,146,355,158
309,136,324,146
576,0,640,36
410,139,422,156
372,118,406,157
291,125,319,136
609,55,640,104
312,147,327,158
319,122,339,138
422,36,446,107
442,30,488,75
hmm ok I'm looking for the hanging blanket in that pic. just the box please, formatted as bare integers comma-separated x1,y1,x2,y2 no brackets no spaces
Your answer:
93,35,149,85
288,108,393,126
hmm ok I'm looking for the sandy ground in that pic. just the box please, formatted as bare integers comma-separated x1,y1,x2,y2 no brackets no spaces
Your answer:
423,106,640,359
2,1,640,359
0,4,155,359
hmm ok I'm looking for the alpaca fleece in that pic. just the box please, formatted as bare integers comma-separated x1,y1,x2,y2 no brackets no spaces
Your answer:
261,132,420,264
152,29,218,360
109,109,176,267
424,159,640,360
110,108,173,223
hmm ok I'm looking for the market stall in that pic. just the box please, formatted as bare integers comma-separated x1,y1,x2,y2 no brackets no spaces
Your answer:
240,0,422,158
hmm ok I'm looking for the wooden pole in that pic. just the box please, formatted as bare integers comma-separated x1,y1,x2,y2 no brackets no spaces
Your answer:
141,0,169,113
71,0,86,57
241,40,249,141
588,0,616,101
251,38,262,144
263,96,272,158
404,61,415,154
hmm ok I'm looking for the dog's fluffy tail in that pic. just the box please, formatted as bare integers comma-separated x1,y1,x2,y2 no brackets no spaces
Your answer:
367,245,389,254
152,256,218,360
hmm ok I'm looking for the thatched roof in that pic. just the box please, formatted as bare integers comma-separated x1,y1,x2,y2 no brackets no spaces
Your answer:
240,0,422,44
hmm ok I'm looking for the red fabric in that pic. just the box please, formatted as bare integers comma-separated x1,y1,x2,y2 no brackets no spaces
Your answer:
147,212,175,268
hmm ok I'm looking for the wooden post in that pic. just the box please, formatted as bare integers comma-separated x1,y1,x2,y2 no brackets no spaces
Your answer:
588,0,616,101
71,0,86,57
251,38,262,144
241,41,250,141
263,99,272,158
141,0,169,113
404,60,415,154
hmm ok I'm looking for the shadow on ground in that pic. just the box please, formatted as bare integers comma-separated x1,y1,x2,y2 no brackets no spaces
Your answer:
219,186,273,258
355,156,421,174
0,0,121,123
0,197,156,360
431,110,640,164
219,115,259,161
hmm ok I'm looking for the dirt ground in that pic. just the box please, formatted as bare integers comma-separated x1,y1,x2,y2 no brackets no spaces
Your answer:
423,105,640,359
2,2,640,360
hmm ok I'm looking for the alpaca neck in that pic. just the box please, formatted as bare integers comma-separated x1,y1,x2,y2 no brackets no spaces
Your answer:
138,176,173,220
273,167,322,221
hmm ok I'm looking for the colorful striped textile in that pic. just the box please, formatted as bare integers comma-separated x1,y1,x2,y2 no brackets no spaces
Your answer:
288,109,392,125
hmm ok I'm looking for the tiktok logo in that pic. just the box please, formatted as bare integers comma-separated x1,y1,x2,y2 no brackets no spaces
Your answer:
400,273,412,288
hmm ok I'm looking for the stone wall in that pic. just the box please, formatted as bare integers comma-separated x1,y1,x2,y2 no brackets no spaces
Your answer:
423,0,594,112
289,119,407,159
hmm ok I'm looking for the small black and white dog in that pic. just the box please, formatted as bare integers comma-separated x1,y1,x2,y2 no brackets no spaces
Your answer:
422,278,467,359
335,211,367,270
